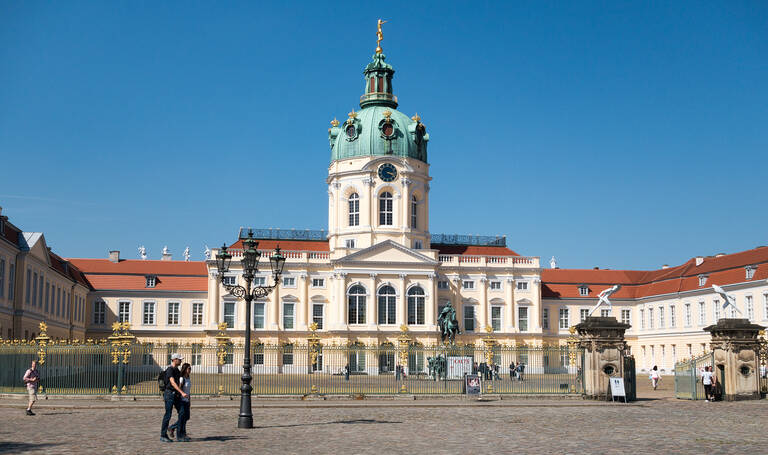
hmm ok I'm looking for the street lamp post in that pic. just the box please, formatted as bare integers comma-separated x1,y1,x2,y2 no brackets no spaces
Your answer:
215,229,286,429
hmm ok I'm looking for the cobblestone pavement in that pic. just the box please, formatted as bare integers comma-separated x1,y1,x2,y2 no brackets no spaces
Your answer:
0,380,766,455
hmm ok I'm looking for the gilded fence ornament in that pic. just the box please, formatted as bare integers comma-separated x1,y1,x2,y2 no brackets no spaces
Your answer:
35,321,51,365
566,326,580,367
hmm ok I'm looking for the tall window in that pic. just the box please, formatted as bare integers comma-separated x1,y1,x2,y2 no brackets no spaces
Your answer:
32,272,37,306
648,308,654,329
25,269,31,304
282,344,293,365
713,300,721,320
559,308,569,329
192,303,204,325
746,266,755,280
348,193,359,226
283,302,295,329
764,293,768,320
118,301,131,323
621,309,631,325
191,344,202,366
491,306,502,331
542,308,549,329
167,302,179,325
0,258,4,298
746,295,754,320
143,301,156,325
379,192,393,225
464,306,476,332
658,306,665,329
348,285,366,325
684,303,692,327
410,195,417,229
580,309,589,322
407,286,425,325
44,282,49,313
640,309,645,329
254,344,264,365
377,285,396,325
518,307,528,332
224,301,236,328
253,302,265,329
312,304,324,329
669,305,676,328
698,301,705,325
94,301,106,325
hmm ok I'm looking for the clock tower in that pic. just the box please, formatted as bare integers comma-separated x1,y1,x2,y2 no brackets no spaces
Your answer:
326,42,430,253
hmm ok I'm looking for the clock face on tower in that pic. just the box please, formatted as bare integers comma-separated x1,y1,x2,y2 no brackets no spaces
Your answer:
378,163,397,182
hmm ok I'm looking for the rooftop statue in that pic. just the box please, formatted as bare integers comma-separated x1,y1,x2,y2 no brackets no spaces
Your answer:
183,246,190,262
588,284,621,316
204,245,211,260
162,246,169,255
138,245,147,260
376,19,387,54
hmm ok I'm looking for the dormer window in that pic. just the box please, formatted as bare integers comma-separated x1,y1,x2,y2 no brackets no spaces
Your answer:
746,266,756,280
698,275,708,287
145,275,157,288
579,286,589,297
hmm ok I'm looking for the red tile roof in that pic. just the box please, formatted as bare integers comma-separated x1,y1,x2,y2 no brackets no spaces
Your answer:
84,275,208,292
432,244,520,256
66,259,208,292
67,259,207,275
542,246,768,299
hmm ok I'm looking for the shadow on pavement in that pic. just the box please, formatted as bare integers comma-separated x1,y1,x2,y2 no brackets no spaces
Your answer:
194,436,249,442
255,419,401,429
0,442,62,452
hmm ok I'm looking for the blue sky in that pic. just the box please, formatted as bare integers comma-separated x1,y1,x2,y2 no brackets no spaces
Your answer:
1,2,766,270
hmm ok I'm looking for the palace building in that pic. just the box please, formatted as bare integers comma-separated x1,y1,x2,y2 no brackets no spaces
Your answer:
1,40,766,374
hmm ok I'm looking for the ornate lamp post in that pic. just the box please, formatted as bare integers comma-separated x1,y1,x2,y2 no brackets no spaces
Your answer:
214,229,286,428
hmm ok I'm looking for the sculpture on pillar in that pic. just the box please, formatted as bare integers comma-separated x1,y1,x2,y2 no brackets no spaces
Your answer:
712,284,743,317
588,284,621,316
183,246,190,262
437,301,460,344
204,245,211,260
550,256,557,269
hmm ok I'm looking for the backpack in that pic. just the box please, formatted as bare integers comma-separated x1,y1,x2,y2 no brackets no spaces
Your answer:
158,369,167,392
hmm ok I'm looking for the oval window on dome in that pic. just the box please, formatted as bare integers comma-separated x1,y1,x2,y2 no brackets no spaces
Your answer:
382,123,394,137
345,124,357,140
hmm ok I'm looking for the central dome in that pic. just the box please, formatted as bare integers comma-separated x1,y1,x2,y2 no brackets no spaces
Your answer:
328,52,429,163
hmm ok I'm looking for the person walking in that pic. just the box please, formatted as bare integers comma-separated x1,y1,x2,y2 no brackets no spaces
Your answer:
22,360,40,416
701,366,715,402
161,353,188,443
344,363,350,381
509,361,516,380
169,363,192,441
649,365,661,390
516,363,525,381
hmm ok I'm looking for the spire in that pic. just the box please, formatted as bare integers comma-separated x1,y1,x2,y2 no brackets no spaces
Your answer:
360,19,397,109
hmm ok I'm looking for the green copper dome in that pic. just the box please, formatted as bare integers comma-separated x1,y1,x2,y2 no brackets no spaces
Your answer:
329,53,429,163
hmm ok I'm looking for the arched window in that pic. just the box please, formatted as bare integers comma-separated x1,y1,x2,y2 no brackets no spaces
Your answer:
411,195,417,229
407,286,425,325
379,192,393,226
378,285,397,325
347,285,366,325
348,193,359,227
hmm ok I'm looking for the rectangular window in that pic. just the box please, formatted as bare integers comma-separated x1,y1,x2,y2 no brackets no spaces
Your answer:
579,286,589,296
118,301,131,323
698,275,707,287
283,303,295,329
764,294,768,320
25,269,31,304
56,287,61,316
746,266,755,280
192,303,204,325
191,344,202,366
518,307,529,332
167,302,180,325
640,309,645,329
713,300,721,320
312,278,325,288
463,306,475,332
411,197,417,229
253,302,265,329
224,302,236,328
8,263,14,300
437,280,449,290
142,301,155,325
44,281,49,313
0,258,5,298
491,306,502,332
222,275,237,286
313,303,324,329
559,308,569,329
669,305,676,328
254,344,264,365
698,301,705,325
517,281,529,291
648,308,654,329
282,277,296,287
580,309,589,322
684,303,692,327
600,309,610,317
489,281,501,290
414,240,423,250
94,301,106,325
746,295,754,320
621,309,631,325
32,271,37,306
345,239,356,249
658,306,665,329
379,193,393,225
462,280,474,290
348,194,359,226
282,344,294,365
542,308,549,329
253,276,266,286
145,276,156,288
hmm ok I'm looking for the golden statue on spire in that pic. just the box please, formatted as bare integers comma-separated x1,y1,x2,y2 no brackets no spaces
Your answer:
376,19,387,54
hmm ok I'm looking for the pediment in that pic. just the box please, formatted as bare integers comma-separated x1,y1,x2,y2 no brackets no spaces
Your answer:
334,240,438,266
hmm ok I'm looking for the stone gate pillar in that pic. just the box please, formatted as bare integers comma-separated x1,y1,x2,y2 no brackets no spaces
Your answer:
575,317,631,400
704,318,764,401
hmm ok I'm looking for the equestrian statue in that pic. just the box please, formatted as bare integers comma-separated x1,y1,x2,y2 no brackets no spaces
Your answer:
437,301,460,344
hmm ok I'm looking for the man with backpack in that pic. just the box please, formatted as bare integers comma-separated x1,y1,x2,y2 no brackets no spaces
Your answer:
160,353,188,443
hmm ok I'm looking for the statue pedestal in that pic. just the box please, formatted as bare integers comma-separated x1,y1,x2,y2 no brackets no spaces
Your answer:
704,318,764,401
575,317,631,400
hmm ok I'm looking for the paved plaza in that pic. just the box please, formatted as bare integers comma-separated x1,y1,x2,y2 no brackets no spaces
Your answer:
1,381,767,455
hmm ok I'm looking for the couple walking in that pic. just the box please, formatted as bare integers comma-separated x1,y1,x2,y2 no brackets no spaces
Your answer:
161,353,193,443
